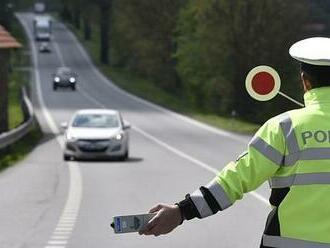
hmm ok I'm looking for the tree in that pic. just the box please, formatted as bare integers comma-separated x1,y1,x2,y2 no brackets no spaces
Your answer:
81,2,94,41
0,0,13,31
0,50,10,133
176,0,308,122
111,0,184,92
95,0,112,64
73,0,81,30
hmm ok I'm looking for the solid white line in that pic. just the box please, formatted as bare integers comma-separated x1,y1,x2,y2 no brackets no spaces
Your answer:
133,126,218,174
133,126,269,205
62,22,249,144
18,17,62,144
78,85,105,108
54,22,269,206
17,13,83,248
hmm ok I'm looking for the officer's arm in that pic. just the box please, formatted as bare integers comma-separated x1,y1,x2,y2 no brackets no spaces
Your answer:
178,119,285,220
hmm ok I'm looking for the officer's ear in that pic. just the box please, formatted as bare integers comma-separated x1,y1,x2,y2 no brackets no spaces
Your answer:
301,72,312,92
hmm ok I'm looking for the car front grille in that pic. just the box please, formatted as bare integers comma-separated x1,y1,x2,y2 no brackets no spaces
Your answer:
77,139,110,152
79,147,108,153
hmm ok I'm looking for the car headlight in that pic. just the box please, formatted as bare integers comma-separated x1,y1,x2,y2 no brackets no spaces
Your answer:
69,77,76,83
115,133,123,140
54,77,60,82
66,134,77,142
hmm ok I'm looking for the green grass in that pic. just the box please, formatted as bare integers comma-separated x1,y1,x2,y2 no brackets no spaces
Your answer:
0,16,43,171
66,21,260,134
191,114,259,134
0,123,43,172
8,70,26,129
7,16,31,129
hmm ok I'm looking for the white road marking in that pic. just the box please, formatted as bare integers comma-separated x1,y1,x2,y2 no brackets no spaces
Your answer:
53,231,72,236
45,246,65,248
59,21,270,205
19,12,269,248
17,14,83,248
56,223,75,228
53,33,269,206
55,228,73,232
61,22,249,144
48,240,68,245
51,236,70,240
53,42,65,66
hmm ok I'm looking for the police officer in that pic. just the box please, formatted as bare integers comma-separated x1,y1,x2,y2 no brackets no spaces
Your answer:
139,37,330,247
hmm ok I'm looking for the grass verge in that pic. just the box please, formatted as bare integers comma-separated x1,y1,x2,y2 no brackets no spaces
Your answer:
66,21,260,134
0,16,43,171
0,123,43,172
8,16,30,129
8,69,26,129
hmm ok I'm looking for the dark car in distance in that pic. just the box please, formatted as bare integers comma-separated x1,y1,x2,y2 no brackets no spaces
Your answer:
53,67,77,91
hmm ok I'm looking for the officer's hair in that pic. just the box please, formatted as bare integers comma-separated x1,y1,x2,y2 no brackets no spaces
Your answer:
301,63,330,88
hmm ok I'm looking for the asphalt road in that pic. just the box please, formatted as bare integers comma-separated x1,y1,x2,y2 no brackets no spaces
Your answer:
0,12,271,248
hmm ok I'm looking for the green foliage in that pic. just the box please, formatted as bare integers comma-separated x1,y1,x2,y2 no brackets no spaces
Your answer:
8,16,30,130
111,0,184,92
176,0,308,123
60,0,313,124
8,70,25,129
0,123,43,172
70,16,260,134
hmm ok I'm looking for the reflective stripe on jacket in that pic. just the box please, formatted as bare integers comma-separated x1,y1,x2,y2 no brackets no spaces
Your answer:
187,87,330,247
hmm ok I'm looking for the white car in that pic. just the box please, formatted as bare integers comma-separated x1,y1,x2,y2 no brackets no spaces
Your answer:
39,42,51,53
62,109,130,161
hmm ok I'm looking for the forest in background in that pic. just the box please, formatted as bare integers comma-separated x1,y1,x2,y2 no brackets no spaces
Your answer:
3,0,330,123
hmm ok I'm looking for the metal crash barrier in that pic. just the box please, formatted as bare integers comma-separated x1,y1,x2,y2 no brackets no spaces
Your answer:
0,87,35,150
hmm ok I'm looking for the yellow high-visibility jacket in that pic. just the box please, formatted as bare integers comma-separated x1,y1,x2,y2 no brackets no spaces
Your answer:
179,87,330,248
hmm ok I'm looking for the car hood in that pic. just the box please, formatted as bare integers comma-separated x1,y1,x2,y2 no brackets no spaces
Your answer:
56,75,72,81
67,127,122,140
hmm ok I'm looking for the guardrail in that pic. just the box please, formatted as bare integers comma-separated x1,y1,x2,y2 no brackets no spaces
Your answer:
0,87,35,150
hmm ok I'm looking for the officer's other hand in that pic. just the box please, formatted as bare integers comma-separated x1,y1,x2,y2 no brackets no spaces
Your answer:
139,203,182,236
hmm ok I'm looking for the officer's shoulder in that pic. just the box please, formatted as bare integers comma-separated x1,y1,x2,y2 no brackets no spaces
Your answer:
264,108,303,128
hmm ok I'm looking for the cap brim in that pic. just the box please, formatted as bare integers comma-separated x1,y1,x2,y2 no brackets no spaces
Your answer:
289,37,330,66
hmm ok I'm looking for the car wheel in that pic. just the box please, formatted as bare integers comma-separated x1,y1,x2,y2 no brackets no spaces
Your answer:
53,84,57,91
71,85,76,91
63,154,71,161
120,150,129,161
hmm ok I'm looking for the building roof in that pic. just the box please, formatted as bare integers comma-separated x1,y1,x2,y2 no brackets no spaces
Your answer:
0,25,22,49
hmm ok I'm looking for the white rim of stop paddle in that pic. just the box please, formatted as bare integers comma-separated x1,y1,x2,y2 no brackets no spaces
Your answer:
245,65,281,101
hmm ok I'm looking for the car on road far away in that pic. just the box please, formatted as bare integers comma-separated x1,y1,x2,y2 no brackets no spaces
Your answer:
39,42,51,53
62,109,130,161
53,67,77,91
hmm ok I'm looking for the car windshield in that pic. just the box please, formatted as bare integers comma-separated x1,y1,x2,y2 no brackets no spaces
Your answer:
72,114,120,128
58,68,72,76
37,26,49,33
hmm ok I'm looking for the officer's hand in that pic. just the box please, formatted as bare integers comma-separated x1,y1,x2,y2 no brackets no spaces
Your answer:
139,203,182,236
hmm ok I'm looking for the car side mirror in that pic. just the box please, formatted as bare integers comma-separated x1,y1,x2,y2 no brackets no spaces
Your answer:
60,122,68,130
123,121,131,130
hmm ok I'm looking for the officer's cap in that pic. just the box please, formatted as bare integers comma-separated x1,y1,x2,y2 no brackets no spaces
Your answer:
289,37,330,66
